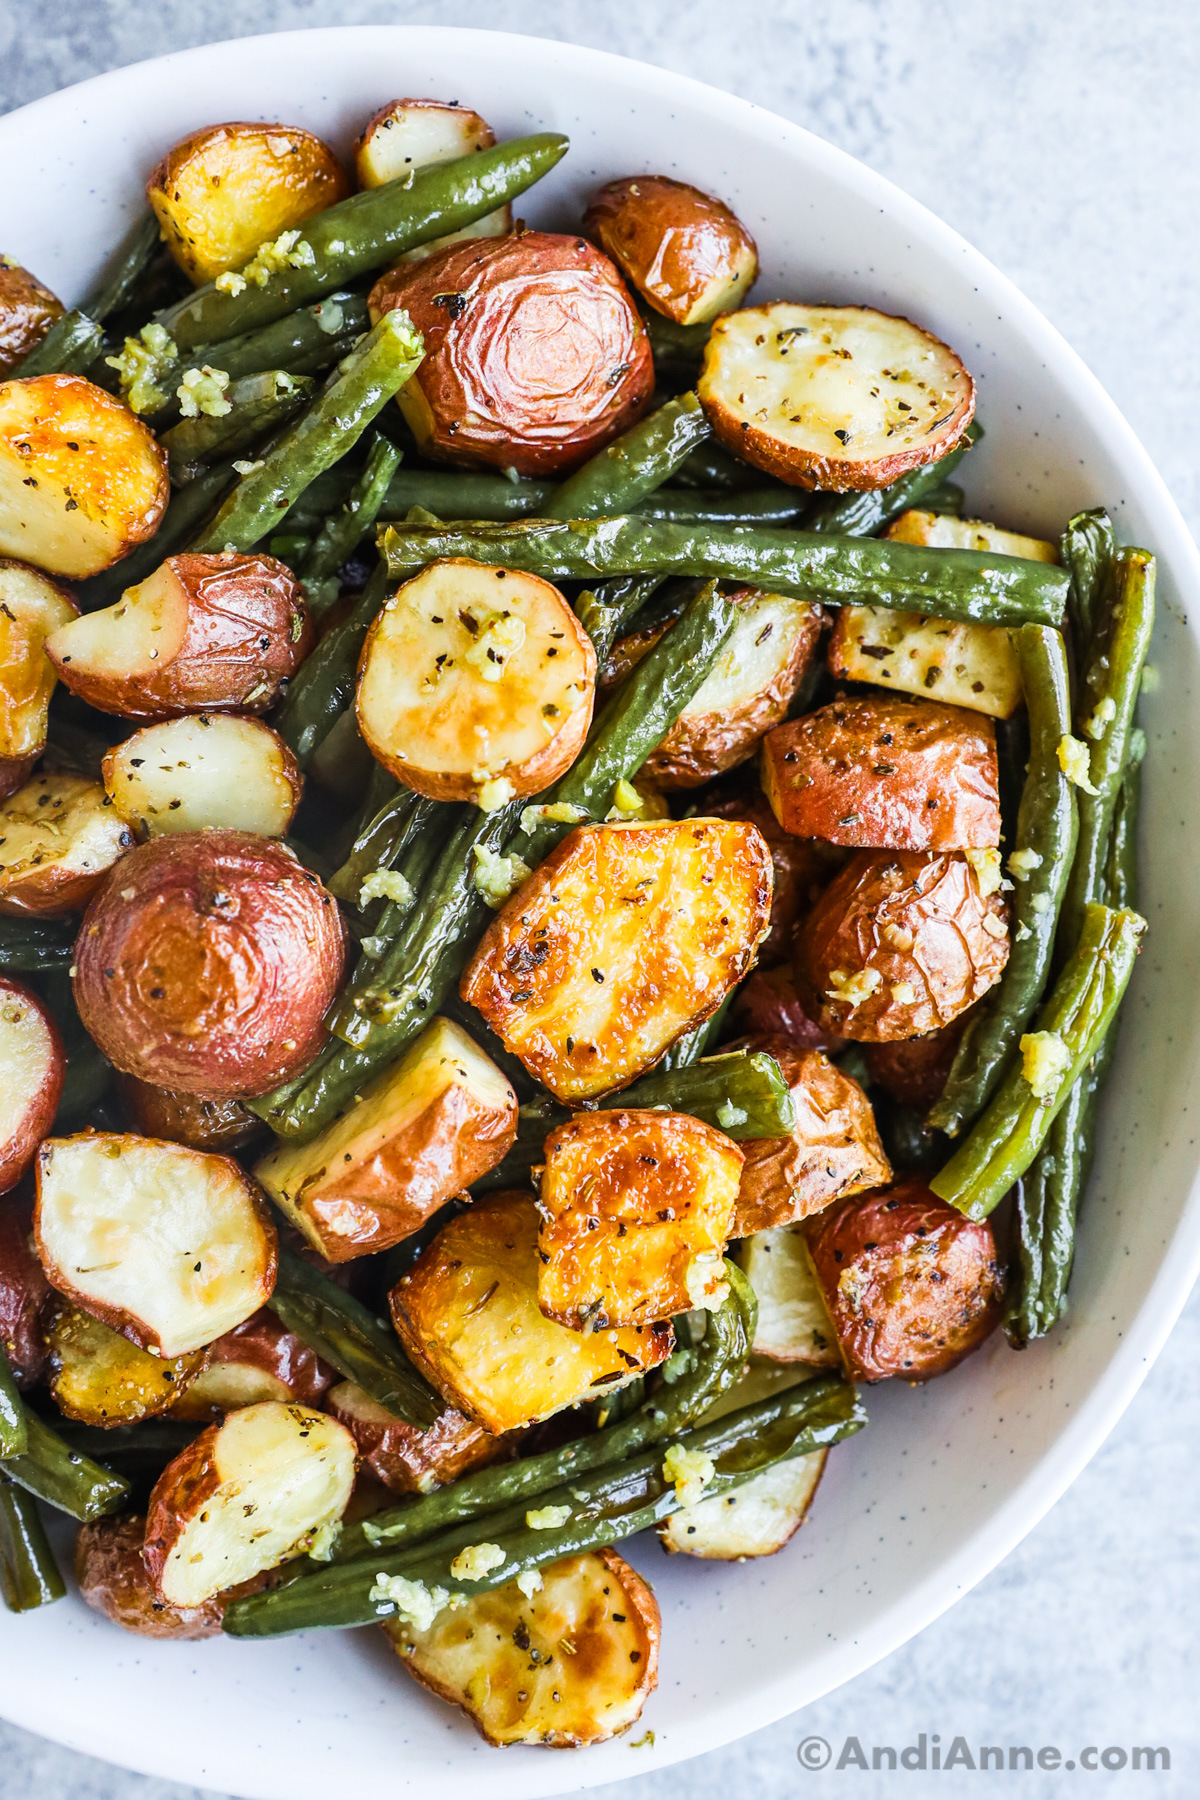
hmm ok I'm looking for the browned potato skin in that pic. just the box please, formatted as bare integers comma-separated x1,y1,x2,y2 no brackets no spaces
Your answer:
0,561,77,800
0,1189,51,1384
806,1178,1004,1381
171,1309,335,1419
0,261,63,375
75,1514,263,1640
731,965,845,1054
583,176,757,326
46,1302,210,1426
118,1073,262,1151
797,849,1009,1042
0,773,135,919
0,977,64,1193
73,831,347,1097
370,233,654,477
863,1011,971,1110
762,696,1001,852
708,791,844,962
326,1381,512,1495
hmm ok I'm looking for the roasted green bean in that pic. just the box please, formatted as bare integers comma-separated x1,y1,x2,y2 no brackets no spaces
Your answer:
14,310,105,377
0,915,75,973
160,370,313,483
0,1475,65,1612
807,423,982,537
1060,506,1115,648
298,433,404,617
206,292,372,381
542,391,710,520
273,561,389,767
3,1409,130,1522
573,574,666,663
0,1350,25,1459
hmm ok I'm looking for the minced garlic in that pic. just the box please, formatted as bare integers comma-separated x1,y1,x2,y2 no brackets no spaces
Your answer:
476,776,515,811
606,777,645,821
105,322,178,414
716,1099,748,1130
526,1504,572,1530
662,1443,716,1509
516,1569,544,1599
176,365,231,419
1058,735,1099,794
1082,694,1116,741
980,913,1008,940
463,610,526,682
306,1519,341,1562
964,847,1004,897
519,801,588,833
472,843,531,907
891,982,916,1003
1020,1030,1071,1101
685,1251,729,1311
368,1572,451,1631
1008,847,1043,880
358,868,415,909
241,229,317,288
826,966,883,1008
450,1542,506,1581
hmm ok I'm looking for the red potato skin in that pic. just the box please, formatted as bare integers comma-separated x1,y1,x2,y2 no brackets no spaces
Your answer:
0,977,64,1193
326,1384,512,1495
863,1011,971,1110
583,176,757,326
369,233,655,477
708,791,845,961
731,964,845,1054
74,1514,272,1640
172,1309,336,1418
806,1179,1004,1381
0,1189,52,1384
118,1073,262,1152
72,831,347,1097
0,263,64,376
141,1420,224,1594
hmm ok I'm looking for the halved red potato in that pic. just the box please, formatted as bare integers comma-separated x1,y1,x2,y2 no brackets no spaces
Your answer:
862,1012,971,1109
389,1193,673,1434
103,714,302,839
828,604,1023,720
171,1310,335,1420
0,559,78,798
0,259,64,375
0,978,63,1193
0,1191,52,1384
730,965,845,1054
0,375,168,577
72,831,347,1096
0,772,134,918
538,1109,743,1329
143,1400,357,1607
698,303,976,492
761,695,1001,852
356,561,596,806
45,1301,209,1426
584,175,758,326
369,233,654,478
46,552,312,720
147,122,350,285
35,1132,278,1358
886,508,1058,564
734,1227,840,1365
118,1074,261,1152
326,1380,510,1495
354,99,510,258
254,1016,517,1262
659,1448,827,1558
385,1548,659,1747
461,818,773,1101
708,792,845,963
76,1513,274,1640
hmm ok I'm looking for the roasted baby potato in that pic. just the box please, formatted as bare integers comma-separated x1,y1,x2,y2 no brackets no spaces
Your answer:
389,1193,673,1434
143,1400,356,1607
0,1191,52,1384
461,818,772,1101
0,258,64,375
356,560,595,805
0,374,168,577
761,695,1001,852
862,1012,970,1110
0,559,77,797
385,1548,659,1747
72,831,346,1096
117,1074,261,1152
886,508,1058,564
698,303,975,491
734,1227,840,1365
828,604,1023,720
326,1379,510,1494
76,1513,271,1640
171,1309,335,1419
103,714,302,839
46,1301,209,1426
0,977,63,1194
355,98,511,257
806,1178,1004,1381
659,1447,827,1558
709,792,845,963
730,965,845,1054
46,551,312,720
584,174,757,326
538,1109,744,1329
732,1044,890,1236
797,849,1009,1042
147,121,349,285
0,771,134,918
254,1016,517,1262
369,233,654,477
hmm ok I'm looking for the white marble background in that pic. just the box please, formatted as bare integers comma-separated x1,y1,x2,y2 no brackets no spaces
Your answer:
1,2,1198,1796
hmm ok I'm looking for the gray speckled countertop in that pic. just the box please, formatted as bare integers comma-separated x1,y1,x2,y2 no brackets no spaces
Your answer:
2,3,1198,1796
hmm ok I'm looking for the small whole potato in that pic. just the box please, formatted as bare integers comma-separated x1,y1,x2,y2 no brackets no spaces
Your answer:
863,1011,972,1110
0,977,64,1193
583,175,758,326
0,258,64,376
731,964,845,1054
76,1514,273,1640
0,558,78,799
0,1190,52,1384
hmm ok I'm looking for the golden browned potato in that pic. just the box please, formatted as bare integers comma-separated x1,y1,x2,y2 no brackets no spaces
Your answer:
254,1017,517,1262
761,695,1001,852
862,1011,971,1109
460,818,773,1101
46,1301,209,1425
0,1191,52,1384
46,552,312,719
326,1379,510,1495
354,99,510,258
143,1401,356,1607
0,559,77,797
886,508,1058,563
76,1514,271,1640
828,604,1022,720
698,303,975,492
118,1074,261,1152
735,1228,841,1365
708,791,845,963
0,375,168,577
538,1109,744,1329
369,233,654,478
0,258,64,375
584,174,757,326
659,1448,827,1558
0,978,63,1194
102,714,302,839
732,1043,891,1236
730,964,846,1054
797,849,1009,1042
389,1193,673,1434
805,1178,1004,1381
171,1309,335,1419
72,832,347,1096
356,560,595,806
0,771,134,918
35,1131,278,1358
147,122,349,285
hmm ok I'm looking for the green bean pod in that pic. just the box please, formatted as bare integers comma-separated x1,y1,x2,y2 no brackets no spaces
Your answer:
0,1475,65,1612
542,391,710,520
298,433,404,617
74,460,240,612
1060,507,1115,648
672,438,783,492
327,785,419,904
161,370,314,483
638,310,712,378
0,915,75,972
573,574,666,663
204,292,372,381
274,562,390,767
806,423,982,537
637,487,810,524
4,1410,130,1521
14,310,106,377
657,990,735,1071
0,1350,26,1458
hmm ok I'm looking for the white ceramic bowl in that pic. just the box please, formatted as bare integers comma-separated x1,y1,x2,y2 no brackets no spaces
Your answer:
2,25,1198,1799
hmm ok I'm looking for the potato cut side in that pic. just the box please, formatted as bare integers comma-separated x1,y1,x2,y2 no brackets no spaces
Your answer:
144,1401,356,1607
886,508,1059,564
46,1301,209,1426
357,561,596,805
326,1380,509,1495
0,976,63,1194
539,1109,743,1329
147,121,350,285
659,1448,827,1558
76,1514,242,1641
389,1193,672,1434
0,771,134,917
0,559,77,792
384,1549,659,1747
0,375,168,577
734,1227,840,1365
698,303,975,492
461,819,772,1101
829,604,1022,720
355,99,511,258
103,714,302,840
35,1133,278,1358
255,1016,517,1263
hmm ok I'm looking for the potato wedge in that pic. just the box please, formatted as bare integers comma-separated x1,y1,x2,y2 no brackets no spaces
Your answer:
385,1548,659,1747
117,1075,261,1153
76,1513,271,1640
538,1109,743,1329
255,1016,517,1262
46,551,312,720
0,771,134,918
584,175,758,327
698,303,975,491
734,1227,840,1365
103,714,301,839
35,1132,277,1358
171,1309,335,1419
0,375,168,577
0,977,63,1194
460,818,772,1101
0,258,64,376
659,1448,826,1558
46,1301,209,1426
356,560,595,805
828,604,1022,720
147,122,350,285
0,559,77,797
144,1400,356,1607
389,1193,672,1434
0,1191,52,1384
355,99,510,258
326,1380,510,1495
886,508,1058,563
